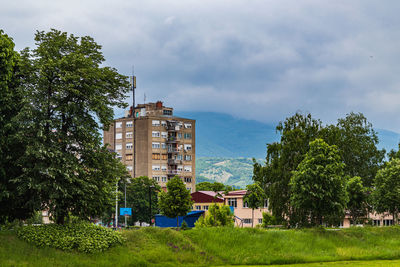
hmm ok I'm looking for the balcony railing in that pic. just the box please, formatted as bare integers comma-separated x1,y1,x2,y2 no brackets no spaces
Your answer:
168,159,182,165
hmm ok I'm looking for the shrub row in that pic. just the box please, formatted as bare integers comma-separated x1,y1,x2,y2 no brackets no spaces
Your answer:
16,222,124,253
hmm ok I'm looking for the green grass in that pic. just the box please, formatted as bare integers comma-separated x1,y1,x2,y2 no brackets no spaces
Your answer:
3,226,400,266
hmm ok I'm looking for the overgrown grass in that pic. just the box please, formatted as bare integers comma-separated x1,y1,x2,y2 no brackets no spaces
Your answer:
3,226,400,266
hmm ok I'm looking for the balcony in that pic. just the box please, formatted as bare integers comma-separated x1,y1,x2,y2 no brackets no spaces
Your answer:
166,136,179,143
167,147,180,153
166,121,180,132
168,159,182,165
167,169,179,176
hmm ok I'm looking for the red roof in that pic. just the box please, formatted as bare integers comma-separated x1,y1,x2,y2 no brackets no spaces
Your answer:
191,191,224,203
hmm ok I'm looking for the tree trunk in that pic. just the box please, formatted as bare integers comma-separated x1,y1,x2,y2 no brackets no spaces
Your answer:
252,209,254,228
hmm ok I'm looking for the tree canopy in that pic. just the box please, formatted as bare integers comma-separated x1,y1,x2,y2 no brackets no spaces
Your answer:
5,29,131,224
158,176,193,227
243,183,266,227
290,139,347,226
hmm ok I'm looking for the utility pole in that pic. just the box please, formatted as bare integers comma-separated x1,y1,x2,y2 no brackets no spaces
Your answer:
124,181,127,227
115,181,118,228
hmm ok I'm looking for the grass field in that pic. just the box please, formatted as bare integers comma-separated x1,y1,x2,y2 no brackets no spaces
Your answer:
2,226,400,266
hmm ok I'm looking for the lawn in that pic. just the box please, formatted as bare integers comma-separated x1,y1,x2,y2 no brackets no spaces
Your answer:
2,226,400,266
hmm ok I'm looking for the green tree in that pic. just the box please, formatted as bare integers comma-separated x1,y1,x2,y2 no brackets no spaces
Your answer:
330,112,385,187
290,139,348,226
347,176,369,226
195,204,233,227
243,183,266,227
253,113,322,223
372,158,400,225
124,176,161,226
196,181,225,191
159,176,193,228
17,29,131,224
0,30,38,223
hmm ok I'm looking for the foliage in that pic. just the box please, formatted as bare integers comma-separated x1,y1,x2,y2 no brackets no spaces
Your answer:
158,176,193,227
124,176,161,225
290,139,347,226
26,211,43,225
0,30,38,223
195,204,234,227
196,181,236,192
261,212,278,227
372,158,400,225
253,113,322,222
15,29,131,224
5,227,400,266
244,182,266,227
181,220,189,230
322,112,385,187
347,176,369,225
16,222,124,253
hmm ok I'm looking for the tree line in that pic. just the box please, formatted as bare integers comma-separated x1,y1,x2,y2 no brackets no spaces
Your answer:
253,112,400,227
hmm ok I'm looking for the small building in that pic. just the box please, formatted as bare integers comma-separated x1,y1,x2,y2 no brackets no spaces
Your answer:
191,191,224,211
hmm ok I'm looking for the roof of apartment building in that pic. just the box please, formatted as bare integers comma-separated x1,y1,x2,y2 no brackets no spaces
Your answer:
191,191,224,203
225,190,247,197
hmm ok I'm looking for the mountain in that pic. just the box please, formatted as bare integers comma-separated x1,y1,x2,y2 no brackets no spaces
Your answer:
175,111,400,188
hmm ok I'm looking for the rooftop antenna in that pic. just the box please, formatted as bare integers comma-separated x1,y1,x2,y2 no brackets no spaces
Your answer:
144,93,146,104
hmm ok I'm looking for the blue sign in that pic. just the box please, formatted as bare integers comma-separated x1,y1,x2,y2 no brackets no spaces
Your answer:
120,208,132,216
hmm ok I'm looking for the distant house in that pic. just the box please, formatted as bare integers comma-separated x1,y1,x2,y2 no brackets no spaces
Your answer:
191,190,270,227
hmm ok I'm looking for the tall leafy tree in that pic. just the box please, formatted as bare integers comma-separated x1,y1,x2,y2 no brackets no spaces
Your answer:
243,183,266,227
253,113,322,222
158,176,193,228
346,176,369,225
372,158,400,225
17,29,131,224
124,176,161,226
333,112,385,187
0,30,38,223
290,139,347,226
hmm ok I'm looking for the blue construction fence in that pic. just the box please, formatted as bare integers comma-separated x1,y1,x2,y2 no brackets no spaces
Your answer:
155,211,205,227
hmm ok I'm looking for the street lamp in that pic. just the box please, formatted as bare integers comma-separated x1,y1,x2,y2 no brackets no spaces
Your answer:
149,185,155,226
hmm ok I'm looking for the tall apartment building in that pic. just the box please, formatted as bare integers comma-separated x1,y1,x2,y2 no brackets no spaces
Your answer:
103,101,196,192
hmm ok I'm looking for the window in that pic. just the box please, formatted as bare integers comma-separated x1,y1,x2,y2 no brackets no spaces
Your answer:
161,121,167,126
161,165,167,171
203,206,209,210
184,133,192,139
152,153,160,160
184,123,192,129
126,143,133,149
161,143,166,149
126,132,133,138
152,176,160,182
127,166,133,171
184,155,192,161
162,154,167,160
126,154,133,161
161,176,167,182
184,144,192,151
116,133,122,139
258,218,263,224
228,198,237,208
384,219,393,226
243,201,249,208
152,131,160,137
177,154,183,160
116,122,122,128
195,205,201,211
163,110,172,116
152,165,160,171
115,144,122,150
126,121,133,127
161,132,168,138
244,219,252,224
152,120,160,126
177,133,182,139
177,165,183,172
184,177,192,183
184,166,192,172
152,142,160,149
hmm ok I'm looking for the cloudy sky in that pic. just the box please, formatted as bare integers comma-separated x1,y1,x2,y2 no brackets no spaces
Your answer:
2,0,400,131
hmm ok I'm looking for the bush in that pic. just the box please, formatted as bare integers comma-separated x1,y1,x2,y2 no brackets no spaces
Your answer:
195,204,233,227
261,212,278,227
181,220,189,230
17,222,124,253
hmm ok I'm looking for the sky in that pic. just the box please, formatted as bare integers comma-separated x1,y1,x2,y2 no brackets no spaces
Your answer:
2,0,400,132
